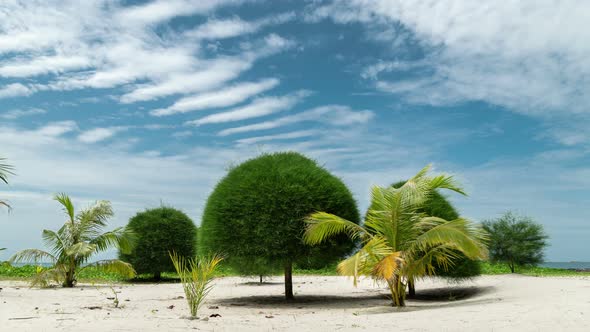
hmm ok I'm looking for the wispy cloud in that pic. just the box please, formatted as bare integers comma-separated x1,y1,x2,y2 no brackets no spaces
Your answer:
0,83,33,99
311,0,590,145
185,12,295,40
151,78,279,116
0,55,91,78
236,130,317,145
36,121,78,137
119,58,251,103
219,105,374,136
0,108,46,120
187,91,311,126
78,127,127,144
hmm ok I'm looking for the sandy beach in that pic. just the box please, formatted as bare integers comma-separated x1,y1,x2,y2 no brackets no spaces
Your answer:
1,275,588,331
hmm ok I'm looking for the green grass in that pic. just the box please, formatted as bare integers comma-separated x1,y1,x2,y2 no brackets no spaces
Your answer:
2,261,588,283
480,261,590,277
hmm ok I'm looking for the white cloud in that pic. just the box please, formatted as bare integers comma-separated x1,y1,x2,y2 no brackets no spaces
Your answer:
78,127,127,144
35,121,78,137
116,0,245,27
119,57,251,103
0,55,90,78
0,108,46,120
187,91,310,126
151,78,279,116
219,105,374,136
185,12,295,40
0,83,33,99
0,0,292,113
312,0,590,143
236,130,317,145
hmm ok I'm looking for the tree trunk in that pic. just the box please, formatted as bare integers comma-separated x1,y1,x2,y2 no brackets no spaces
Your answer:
408,279,416,298
64,268,75,287
259,275,263,284
284,261,294,300
387,276,406,307
509,262,515,273
154,271,161,281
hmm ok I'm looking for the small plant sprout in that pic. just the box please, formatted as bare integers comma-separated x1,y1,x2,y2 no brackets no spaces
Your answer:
169,251,223,319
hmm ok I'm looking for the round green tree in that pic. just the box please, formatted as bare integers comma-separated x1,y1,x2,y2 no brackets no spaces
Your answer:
120,207,197,280
200,152,360,300
390,181,481,296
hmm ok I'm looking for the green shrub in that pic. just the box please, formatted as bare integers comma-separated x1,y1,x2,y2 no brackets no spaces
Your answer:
483,211,548,273
120,207,197,280
200,152,360,299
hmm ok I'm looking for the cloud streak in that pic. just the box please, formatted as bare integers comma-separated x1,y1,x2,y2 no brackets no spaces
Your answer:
187,91,311,126
151,78,279,116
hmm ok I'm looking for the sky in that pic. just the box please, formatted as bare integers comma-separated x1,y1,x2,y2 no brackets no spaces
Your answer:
1,0,589,262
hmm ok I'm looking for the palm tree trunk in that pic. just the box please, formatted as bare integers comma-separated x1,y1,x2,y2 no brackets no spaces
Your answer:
387,275,406,307
284,261,294,300
63,260,76,287
408,278,416,298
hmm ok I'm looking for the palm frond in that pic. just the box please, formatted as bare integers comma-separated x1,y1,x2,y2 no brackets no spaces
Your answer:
30,266,65,288
303,212,367,245
0,200,11,211
10,249,56,264
337,236,395,284
428,174,466,196
82,259,136,278
413,217,488,260
65,242,97,259
170,251,223,317
90,227,135,253
54,193,75,222
0,157,15,184
77,200,114,233
42,229,67,257
371,251,403,281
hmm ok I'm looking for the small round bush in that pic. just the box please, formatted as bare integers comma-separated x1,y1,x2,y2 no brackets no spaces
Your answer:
120,207,197,279
200,152,360,299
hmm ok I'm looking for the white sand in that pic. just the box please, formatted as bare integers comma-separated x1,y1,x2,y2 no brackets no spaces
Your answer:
1,275,588,331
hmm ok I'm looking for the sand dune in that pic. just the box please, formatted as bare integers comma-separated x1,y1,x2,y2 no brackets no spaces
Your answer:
1,275,588,331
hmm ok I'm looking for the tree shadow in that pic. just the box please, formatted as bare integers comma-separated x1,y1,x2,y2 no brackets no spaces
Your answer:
214,285,497,312
410,285,496,302
216,292,390,310
240,281,283,286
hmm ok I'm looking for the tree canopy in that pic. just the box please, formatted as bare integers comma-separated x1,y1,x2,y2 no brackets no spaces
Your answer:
483,211,548,273
120,206,197,279
200,151,360,300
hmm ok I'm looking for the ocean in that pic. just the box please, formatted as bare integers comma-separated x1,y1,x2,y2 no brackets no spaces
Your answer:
540,262,590,270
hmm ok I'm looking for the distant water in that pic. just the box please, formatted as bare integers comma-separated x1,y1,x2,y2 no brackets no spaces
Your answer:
541,262,590,270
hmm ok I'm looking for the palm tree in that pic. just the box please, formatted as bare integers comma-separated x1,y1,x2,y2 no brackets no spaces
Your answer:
0,157,15,210
303,165,488,307
10,193,136,287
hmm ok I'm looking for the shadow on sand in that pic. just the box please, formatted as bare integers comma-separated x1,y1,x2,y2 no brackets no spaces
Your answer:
215,285,498,313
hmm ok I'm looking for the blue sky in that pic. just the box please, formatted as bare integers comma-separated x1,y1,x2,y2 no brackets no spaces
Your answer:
1,0,589,261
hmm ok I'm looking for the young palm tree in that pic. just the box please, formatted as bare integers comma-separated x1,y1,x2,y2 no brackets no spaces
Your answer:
10,193,136,287
303,165,488,307
0,157,14,210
